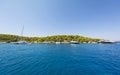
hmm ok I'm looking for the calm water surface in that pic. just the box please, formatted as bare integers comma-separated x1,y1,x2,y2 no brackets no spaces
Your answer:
0,44,120,75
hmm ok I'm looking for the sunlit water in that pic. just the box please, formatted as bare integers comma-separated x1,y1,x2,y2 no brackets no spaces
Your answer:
0,43,120,75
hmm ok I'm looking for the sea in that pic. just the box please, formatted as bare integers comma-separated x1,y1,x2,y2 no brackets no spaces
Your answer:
0,43,120,75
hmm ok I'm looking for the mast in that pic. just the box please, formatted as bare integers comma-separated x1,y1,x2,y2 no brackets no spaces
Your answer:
20,25,24,41
21,25,24,37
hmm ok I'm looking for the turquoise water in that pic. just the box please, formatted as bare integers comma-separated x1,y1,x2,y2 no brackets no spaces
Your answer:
0,44,120,75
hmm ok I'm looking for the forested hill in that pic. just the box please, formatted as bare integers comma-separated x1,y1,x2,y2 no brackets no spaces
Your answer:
0,34,100,43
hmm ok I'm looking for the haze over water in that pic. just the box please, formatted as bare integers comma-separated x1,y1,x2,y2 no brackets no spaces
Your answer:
0,44,120,75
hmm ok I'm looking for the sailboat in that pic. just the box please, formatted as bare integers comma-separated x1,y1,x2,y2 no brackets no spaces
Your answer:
11,26,28,44
55,35,61,44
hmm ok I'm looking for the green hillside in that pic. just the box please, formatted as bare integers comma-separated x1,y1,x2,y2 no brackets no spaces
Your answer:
0,34,100,43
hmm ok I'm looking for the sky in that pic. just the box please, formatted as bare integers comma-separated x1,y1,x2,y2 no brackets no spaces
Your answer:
0,0,120,40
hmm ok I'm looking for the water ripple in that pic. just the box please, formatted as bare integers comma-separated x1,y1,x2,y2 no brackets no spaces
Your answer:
0,44,120,75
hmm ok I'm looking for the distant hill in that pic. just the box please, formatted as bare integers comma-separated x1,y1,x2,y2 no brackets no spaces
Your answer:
0,34,100,43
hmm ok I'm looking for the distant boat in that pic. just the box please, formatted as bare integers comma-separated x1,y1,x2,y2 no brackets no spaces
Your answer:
11,25,28,44
55,42,61,44
55,35,61,44
0,42,6,44
70,41,79,44
99,40,115,44
11,41,28,44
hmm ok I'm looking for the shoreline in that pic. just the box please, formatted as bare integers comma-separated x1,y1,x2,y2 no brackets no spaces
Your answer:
0,42,116,44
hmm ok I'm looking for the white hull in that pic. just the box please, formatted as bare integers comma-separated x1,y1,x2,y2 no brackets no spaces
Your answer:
11,41,28,44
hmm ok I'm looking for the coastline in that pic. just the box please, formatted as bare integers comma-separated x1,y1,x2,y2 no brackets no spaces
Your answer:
0,34,116,44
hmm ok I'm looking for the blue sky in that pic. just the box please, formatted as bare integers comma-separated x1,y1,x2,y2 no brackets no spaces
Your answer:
0,0,120,40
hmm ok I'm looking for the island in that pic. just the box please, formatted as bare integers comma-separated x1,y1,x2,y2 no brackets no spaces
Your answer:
0,34,102,44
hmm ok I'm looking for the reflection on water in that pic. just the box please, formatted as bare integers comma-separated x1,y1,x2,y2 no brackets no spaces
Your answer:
0,44,120,75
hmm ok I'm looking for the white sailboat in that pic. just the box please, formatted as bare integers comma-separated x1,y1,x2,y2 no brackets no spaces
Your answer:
11,25,28,44
55,35,61,44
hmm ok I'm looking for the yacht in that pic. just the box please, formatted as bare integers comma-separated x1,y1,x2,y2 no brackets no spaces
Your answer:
11,25,28,44
11,41,28,44
55,42,61,44
70,41,79,44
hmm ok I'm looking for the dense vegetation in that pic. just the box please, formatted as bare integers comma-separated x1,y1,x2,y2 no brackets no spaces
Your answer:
0,34,100,43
